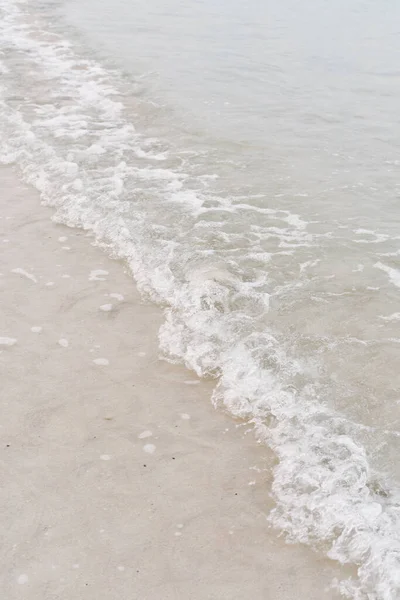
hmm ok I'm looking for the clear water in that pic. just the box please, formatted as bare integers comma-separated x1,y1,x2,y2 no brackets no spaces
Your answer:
1,0,400,597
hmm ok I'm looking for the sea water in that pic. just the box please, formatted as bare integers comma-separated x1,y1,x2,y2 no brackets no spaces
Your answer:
1,1,400,597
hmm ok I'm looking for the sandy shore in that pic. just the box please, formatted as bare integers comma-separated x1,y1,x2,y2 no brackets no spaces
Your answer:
0,166,343,599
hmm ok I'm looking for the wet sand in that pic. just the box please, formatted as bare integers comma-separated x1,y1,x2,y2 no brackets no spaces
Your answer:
0,166,343,599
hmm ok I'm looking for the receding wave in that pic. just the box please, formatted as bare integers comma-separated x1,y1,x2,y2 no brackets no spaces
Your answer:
1,2,400,598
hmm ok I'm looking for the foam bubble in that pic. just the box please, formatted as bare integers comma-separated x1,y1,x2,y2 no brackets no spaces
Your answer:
143,444,156,454
89,270,109,281
99,304,113,312
93,358,109,366
0,337,17,346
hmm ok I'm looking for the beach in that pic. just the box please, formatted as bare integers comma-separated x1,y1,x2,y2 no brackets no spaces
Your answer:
0,166,344,598
1,0,400,596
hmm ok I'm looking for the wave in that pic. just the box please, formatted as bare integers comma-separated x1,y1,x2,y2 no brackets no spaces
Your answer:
1,1,400,598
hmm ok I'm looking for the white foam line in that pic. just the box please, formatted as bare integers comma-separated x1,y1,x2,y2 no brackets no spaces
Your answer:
379,313,400,322
11,268,37,283
374,262,400,289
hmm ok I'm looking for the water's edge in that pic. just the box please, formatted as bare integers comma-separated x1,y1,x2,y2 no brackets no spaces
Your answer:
1,2,400,599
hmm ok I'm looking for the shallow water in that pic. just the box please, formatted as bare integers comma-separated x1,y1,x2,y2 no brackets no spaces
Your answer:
1,0,400,598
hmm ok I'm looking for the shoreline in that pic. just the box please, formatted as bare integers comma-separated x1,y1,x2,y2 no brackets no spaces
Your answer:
0,165,344,598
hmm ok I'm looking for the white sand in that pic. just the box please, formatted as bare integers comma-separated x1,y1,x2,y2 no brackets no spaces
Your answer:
0,167,344,599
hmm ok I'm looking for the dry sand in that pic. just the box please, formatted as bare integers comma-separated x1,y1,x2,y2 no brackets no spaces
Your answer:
0,166,344,599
